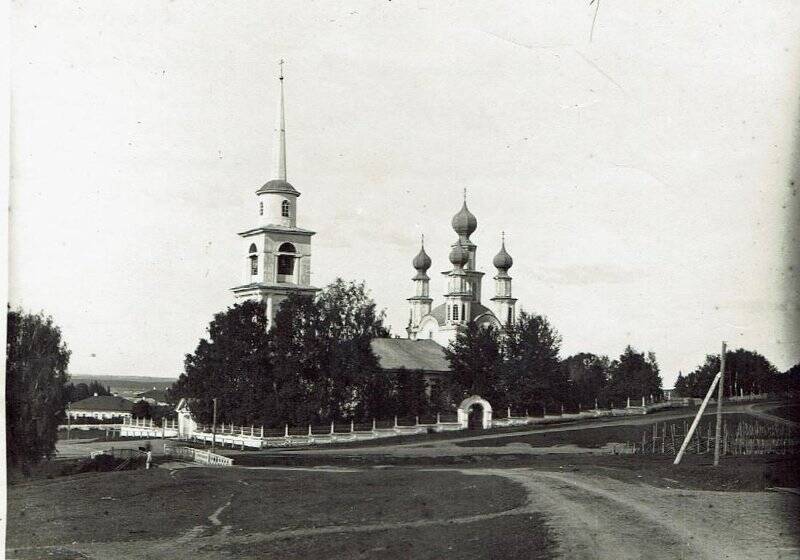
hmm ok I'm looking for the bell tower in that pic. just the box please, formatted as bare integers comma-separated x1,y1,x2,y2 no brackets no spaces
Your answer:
231,61,319,327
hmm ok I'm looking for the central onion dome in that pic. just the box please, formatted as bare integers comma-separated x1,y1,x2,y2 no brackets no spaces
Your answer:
493,239,514,271
451,201,477,239
449,241,469,268
412,243,432,272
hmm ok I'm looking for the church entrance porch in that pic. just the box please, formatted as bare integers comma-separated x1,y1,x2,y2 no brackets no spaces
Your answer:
456,395,492,430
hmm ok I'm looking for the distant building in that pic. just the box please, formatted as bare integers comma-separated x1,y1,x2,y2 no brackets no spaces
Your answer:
68,394,134,420
371,338,451,385
136,388,169,406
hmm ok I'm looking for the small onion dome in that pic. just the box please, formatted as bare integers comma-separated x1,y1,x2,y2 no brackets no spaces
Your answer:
451,201,477,238
449,242,469,268
493,241,513,271
412,244,431,272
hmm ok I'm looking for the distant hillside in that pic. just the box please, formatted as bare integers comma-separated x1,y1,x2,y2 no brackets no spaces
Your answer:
69,375,176,400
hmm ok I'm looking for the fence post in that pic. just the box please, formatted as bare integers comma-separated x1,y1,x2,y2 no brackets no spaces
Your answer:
285,424,289,437
642,396,645,407
507,406,511,418
436,412,441,425
561,404,565,415
308,424,312,437
394,415,398,428
330,421,335,435
372,418,376,432
595,399,598,411
627,397,630,408
350,420,354,433
415,416,419,425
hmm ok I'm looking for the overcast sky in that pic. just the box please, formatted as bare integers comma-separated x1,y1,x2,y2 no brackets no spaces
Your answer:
10,1,800,387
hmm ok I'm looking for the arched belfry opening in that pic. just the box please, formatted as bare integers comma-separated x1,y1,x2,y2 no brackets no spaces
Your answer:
248,244,259,277
457,395,493,430
276,242,296,282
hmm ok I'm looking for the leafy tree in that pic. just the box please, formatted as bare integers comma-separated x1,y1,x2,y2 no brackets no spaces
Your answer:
445,322,504,403
561,352,609,408
501,312,565,411
131,399,152,419
66,380,111,402
169,299,273,426
6,309,71,469
603,346,662,405
679,348,780,398
171,279,389,427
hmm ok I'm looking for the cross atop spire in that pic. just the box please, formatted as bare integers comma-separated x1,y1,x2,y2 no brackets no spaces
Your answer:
279,58,285,80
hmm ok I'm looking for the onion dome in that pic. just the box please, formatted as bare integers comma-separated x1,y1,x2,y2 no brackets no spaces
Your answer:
449,241,469,268
412,238,432,272
493,235,513,271
451,200,477,239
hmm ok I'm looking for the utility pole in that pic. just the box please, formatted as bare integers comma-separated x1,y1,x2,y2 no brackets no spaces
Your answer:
211,398,218,453
713,341,727,466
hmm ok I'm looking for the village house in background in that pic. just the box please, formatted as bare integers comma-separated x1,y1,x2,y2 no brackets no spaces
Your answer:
67,394,134,420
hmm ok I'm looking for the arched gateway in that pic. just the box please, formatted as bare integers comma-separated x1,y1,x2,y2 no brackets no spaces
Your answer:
457,395,493,430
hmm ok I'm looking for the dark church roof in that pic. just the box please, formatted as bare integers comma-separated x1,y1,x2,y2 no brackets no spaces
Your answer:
371,338,451,373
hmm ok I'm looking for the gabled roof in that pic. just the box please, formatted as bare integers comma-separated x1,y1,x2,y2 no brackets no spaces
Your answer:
371,338,451,373
70,395,134,412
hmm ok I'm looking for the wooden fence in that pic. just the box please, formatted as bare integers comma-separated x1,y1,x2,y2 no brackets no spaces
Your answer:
164,442,234,466
631,418,798,456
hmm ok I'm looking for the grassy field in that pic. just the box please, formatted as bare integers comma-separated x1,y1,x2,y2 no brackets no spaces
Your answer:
6,465,555,559
768,404,800,422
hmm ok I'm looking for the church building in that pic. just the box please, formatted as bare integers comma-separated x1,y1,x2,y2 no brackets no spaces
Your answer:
231,64,519,378
406,197,517,347
231,62,319,327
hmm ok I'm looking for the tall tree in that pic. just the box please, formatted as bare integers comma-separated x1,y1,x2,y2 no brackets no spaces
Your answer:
6,309,71,469
561,352,610,408
603,346,662,405
445,322,504,403
501,312,565,411
169,299,274,426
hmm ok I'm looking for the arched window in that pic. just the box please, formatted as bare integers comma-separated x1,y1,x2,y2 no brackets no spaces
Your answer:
281,200,290,217
259,201,264,216
248,243,257,254
249,255,258,276
277,242,296,277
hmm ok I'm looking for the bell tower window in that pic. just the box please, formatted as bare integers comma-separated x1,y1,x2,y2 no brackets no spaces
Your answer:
452,305,459,321
249,244,258,276
259,201,264,216
276,242,296,280
281,200,290,217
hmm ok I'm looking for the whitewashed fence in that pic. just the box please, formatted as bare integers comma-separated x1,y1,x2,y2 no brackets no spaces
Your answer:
164,442,233,466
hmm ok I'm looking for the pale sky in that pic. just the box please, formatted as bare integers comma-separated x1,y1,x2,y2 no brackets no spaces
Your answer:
10,1,800,387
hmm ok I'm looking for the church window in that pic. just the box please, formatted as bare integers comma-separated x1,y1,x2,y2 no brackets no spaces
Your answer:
461,304,465,321
281,200,290,217
259,201,264,216
507,307,512,325
278,242,296,253
452,305,459,321
248,243,257,254
249,255,258,276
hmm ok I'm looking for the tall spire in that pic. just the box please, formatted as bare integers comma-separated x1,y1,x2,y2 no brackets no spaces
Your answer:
274,58,287,181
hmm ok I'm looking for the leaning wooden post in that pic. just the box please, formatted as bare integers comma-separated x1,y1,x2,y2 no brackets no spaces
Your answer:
713,342,727,466
674,360,723,465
